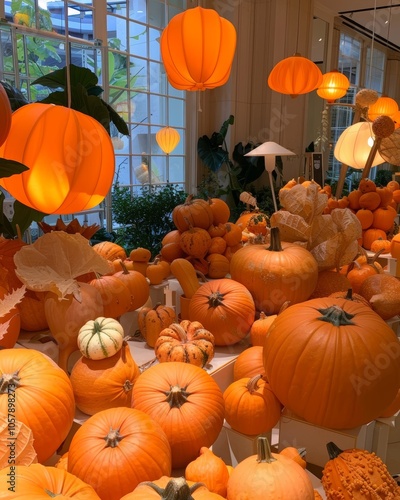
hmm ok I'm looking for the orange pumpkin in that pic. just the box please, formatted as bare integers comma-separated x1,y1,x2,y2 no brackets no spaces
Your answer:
67,407,172,500
138,303,176,348
347,189,362,211
223,374,282,435
280,446,307,469
92,241,127,261
0,349,75,463
172,195,214,232
372,206,397,232
89,275,131,318
359,273,400,319
180,226,211,259
358,178,376,193
206,253,230,279
0,83,12,147
132,362,225,469
376,186,393,208
379,388,400,418
188,278,256,345
362,227,387,250
18,290,48,332
0,464,101,499
208,197,230,224
185,447,230,497
230,227,318,314
370,237,392,254
233,345,265,382
208,236,227,255
355,208,373,230
249,311,278,346
227,436,315,499
222,222,243,246
70,343,140,415
309,270,352,298
346,252,383,294
358,191,381,211
263,297,400,429
113,265,150,312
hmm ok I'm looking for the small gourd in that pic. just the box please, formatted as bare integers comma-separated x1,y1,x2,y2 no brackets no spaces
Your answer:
77,317,124,360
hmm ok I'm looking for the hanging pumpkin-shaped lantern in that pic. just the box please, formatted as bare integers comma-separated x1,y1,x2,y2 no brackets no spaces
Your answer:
268,53,323,98
156,126,180,154
392,109,400,129
334,122,385,170
0,83,12,147
160,6,237,91
317,70,350,102
368,96,399,122
0,103,115,214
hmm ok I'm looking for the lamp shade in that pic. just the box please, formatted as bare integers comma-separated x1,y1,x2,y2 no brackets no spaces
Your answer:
156,126,180,154
317,70,350,102
268,54,323,97
392,110,400,129
368,96,399,122
0,83,12,147
0,103,115,214
334,122,385,170
160,6,237,91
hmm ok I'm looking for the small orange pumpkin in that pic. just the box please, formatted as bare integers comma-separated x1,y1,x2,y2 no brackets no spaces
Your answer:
233,345,265,381
180,226,211,259
173,195,214,232
185,447,230,497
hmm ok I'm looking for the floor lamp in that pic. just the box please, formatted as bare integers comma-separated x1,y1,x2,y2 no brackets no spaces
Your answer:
245,142,296,212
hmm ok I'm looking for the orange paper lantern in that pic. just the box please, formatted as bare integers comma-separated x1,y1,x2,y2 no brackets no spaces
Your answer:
268,53,323,97
0,103,115,214
160,6,237,91
156,126,180,154
368,96,399,121
317,70,350,102
0,83,12,147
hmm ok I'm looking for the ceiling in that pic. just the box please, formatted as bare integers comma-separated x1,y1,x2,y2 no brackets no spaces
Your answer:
316,1,400,52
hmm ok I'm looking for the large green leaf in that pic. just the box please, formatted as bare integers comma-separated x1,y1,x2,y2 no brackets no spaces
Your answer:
233,142,266,187
102,100,130,136
32,64,99,90
0,158,29,178
197,134,230,173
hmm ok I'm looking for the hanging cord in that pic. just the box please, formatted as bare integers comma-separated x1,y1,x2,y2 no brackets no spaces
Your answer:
64,0,71,108
385,0,393,50
295,0,300,53
368,0,377,89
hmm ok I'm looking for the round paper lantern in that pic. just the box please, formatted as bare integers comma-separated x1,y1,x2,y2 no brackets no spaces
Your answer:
156,126,180,154
0,83,12,147
160,6,237,91
368,96,399,121
0,103,115,214
334,122,385,169
268,53,323,97
317,70,350,102
391,109,400,129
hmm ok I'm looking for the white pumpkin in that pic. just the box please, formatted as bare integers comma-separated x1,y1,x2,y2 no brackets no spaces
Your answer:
77,317,125,360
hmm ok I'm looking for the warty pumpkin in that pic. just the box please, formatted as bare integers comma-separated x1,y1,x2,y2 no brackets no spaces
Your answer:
321,442,400,499
0,464,101,499
226,436,315,499
132,361,225,469
230,226,319,314
223,374,282,436
263,297,400,429
77,316,125,360
0,349,75,463
70,342,140,415
188,278,256,345
154,319,215,368
179,225,211,259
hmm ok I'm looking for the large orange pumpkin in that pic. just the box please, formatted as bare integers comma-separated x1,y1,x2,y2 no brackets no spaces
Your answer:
0,103,115,214
67,407,172,500
132,362,225,469
263,297,400,429
188,278,256,345
230,227,319,314
0,349,75,463
172,195,214,232
0,464,101,499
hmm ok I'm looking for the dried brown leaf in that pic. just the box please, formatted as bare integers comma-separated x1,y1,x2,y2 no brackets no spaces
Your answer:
0,416,38,467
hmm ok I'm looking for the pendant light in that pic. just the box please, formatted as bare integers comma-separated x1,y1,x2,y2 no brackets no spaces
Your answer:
317,70,350,103
156,126,180,155
160,6,237,91
367,96,399,121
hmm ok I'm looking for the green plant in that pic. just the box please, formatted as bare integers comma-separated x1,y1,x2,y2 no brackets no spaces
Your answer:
374,168,394,187
111,184,187,257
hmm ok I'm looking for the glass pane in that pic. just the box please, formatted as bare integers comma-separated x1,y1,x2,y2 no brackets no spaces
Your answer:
148,0,165,28
149,61,165,93
108,16,127,51
0,27,14,74
152,155,166,183
130,56,147,91
169,97,184,128
168,156,185,184
131,124,150,154
149,27,161,61
115,155,131,185
129,0,147,24
131,91,149,124
150,93,166,124
129,21,147,57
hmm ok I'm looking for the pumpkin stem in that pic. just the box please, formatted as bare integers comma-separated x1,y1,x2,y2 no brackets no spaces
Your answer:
170,323,188,343
297,447,307,458
317,305,355,326
44,489,58,498
345,288,354,300
164,385,191,408
143,477,204,499
208,291,226,308
123,380,133,392
104,427,125,448
0,372,20,394
267,227,283,252
246,374,264,393
256,435,276,464
326,441,343,460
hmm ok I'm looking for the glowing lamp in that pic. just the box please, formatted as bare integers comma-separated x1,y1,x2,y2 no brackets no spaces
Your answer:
160,6,237,91
268,54,323,98
0,103,115,214
334,122,385,170
392,110,400,129
156,126,180,155
368,96,399,122
317,70,350,102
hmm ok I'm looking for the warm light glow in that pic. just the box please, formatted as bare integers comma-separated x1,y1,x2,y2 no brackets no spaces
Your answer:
392,110,400,129
368,96,399,121
317,70,350,102
267,53,323,97
156,126,180,155
0,103,115,214
160,6,237,91
334,122,385,170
